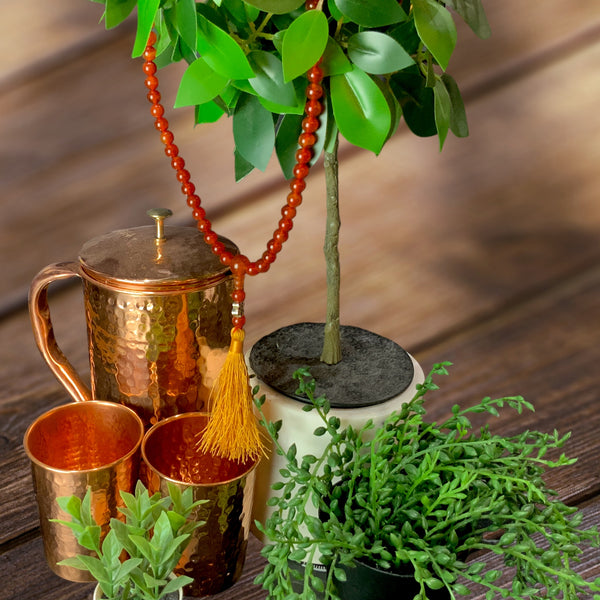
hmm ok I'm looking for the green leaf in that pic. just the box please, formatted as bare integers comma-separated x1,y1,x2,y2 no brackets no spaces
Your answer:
321,37,352,77
243,0,305,14
233,94,275,171
333,0,407,27
234,150,255,181
412,0,457,71
197,15,254,79
447,0,491,39
105,0,136,29
276,114,303,179
175,58,229,107
132,0,160,58
282,10,329,82
441,73,468,137
172,0,197,52
195,101,226,125
248,51,302,111
330,66,391,154
433,78,451,150
347,31,414,75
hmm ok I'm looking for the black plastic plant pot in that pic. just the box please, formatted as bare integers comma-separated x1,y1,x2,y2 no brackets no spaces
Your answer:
334,559,451,600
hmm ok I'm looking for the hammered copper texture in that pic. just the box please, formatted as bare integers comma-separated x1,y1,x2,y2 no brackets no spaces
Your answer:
142,413,257,597
85,279,233,426
24,401,143,582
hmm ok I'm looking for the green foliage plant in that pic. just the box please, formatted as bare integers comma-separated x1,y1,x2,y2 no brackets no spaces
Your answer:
89,0,490,362
54,481,205,600
253,364,600,599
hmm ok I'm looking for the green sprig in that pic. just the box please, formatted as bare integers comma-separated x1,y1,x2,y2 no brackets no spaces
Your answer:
253,364,600,600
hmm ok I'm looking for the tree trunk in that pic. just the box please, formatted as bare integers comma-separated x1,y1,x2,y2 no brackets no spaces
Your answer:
320,134,342,365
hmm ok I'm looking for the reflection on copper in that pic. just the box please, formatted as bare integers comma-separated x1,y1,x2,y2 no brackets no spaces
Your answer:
142,413,258,597
24,401,143,582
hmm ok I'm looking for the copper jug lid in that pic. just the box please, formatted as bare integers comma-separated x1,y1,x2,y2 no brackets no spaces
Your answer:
79,209,237,291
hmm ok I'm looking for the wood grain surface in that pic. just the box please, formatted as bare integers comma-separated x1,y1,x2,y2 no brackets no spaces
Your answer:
1,0,599,598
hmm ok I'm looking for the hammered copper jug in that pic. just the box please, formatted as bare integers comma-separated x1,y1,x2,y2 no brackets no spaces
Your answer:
29,209,237,426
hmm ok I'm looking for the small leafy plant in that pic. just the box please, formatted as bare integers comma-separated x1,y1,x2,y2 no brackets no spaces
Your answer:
253,363,600,599
54,481,205,600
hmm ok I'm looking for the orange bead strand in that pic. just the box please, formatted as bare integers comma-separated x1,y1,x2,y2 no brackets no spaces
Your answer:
142,27,324,326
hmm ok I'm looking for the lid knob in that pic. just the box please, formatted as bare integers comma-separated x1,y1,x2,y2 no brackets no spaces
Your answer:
147,208,173,240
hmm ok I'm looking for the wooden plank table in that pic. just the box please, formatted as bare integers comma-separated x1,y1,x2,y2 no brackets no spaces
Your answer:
1,1,599,598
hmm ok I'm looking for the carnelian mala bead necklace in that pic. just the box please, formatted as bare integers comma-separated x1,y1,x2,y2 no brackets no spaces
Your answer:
141,20,324,463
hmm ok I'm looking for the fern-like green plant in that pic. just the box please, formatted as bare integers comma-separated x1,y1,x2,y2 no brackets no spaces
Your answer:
254,364,600,599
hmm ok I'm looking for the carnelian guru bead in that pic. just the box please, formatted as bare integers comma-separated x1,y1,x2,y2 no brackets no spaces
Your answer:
307,65,324,83
296,147,312,164
279,218,294,232
147,90,161,104
171,156,185,170
143,61,157,76
192,207,206,220
287,192,303,207
299,133,316,148
150,104,164,118
165,144,179,158
187,195,201,209
302,116,319,134
293,163,310,179
204,231,218,245
160,131,174,145
268,239,283,254
289,178,306,194
232,289,246,302
176,169,191,183
197,219,211,232
220,251,234,266
232,315,246,328
181,182,195,196
306,83,323,100
305,99,323,117
282,205,297,219
154,117,169,131
145,76,159,90
273,229,289,244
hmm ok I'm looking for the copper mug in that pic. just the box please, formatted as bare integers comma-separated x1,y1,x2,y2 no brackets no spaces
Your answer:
29,210,237,426
142,413,258,597
23,400,144,581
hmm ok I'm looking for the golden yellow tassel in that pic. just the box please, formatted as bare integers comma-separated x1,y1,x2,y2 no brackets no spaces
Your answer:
198,327,264,463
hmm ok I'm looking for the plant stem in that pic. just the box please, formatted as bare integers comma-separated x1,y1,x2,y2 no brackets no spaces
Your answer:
320,134,342,365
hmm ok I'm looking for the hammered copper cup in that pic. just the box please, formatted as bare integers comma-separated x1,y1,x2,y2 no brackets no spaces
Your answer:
142,413,258,597
23,401,144,582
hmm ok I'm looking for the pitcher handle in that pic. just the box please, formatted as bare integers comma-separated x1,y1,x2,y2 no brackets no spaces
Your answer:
28,262,92,402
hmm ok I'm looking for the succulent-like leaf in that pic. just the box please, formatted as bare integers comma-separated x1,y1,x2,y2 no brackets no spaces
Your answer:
197,14,254,79
446,0,491,39
433,78,451,150
243,0,305,14
347,31,414,75
105,0,136,29
333,0,407,27
330,67,391,154
282,10,329,82
412,0,457,71
175,58,229,107
132,0,161,57
233,94,275,171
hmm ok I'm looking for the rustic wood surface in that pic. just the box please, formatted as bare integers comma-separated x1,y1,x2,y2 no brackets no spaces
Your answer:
1,0,599,598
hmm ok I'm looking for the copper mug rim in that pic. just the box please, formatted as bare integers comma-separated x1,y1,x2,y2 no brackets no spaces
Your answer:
24,400,145,474
141,412,259,488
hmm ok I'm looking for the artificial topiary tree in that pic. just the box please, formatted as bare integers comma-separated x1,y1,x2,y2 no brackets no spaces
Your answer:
91,0,490,363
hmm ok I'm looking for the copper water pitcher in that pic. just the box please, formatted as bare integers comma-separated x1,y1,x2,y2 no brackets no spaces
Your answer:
29,209,237,426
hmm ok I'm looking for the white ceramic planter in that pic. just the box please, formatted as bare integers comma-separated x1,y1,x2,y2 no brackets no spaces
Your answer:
249,352,424,538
